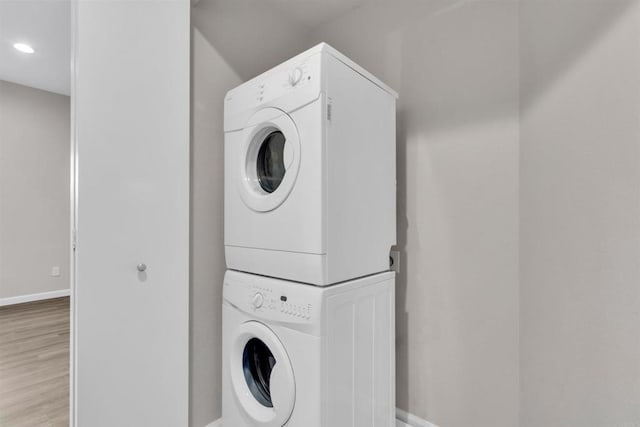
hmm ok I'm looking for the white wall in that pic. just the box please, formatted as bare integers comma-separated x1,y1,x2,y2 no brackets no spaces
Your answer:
0,80,70,300
309,2,519,426
520,1,640,425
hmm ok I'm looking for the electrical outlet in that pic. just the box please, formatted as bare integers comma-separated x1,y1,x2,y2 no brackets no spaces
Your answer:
389,250,400,274
51,266,60,277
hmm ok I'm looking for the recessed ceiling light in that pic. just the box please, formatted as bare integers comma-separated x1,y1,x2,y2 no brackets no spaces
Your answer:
13,43,35,54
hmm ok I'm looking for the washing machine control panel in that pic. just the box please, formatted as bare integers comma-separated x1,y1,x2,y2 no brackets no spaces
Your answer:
251,292,264,308
278,295,312,320
248,286,314,322
225,276,322,325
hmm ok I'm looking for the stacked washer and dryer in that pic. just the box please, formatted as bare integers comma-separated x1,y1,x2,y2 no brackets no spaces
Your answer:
222,43,398,427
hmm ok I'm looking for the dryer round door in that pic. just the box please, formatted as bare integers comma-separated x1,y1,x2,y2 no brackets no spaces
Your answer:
230,321,296,426
238,108,301,212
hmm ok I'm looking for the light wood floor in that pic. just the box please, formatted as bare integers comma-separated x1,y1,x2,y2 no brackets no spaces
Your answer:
0,297,69,427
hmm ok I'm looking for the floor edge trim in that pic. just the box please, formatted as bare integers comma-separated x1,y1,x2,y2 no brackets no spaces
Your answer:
0,289,70,307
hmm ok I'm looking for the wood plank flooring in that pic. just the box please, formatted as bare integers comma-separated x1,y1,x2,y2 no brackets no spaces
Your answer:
0,297,69,427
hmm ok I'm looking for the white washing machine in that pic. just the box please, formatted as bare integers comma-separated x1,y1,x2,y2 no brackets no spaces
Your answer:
224,43,398,286
222,269,395,427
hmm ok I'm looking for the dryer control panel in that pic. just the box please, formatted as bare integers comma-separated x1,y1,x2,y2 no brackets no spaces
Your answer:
223,52,322,132
252,61,314,105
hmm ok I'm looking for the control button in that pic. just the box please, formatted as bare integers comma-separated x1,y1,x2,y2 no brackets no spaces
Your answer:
252,292,264,309
289,67,303,86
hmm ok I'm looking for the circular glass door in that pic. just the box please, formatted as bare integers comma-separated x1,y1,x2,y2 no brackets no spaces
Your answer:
243,337,276,407
238,108,300,212
230,321,295,426
256,131,286,194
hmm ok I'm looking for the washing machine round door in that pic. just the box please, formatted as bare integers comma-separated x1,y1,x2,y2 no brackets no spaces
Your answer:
230,321,295,426
238,107,301,212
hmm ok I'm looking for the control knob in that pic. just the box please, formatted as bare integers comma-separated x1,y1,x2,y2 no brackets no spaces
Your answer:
289,67,303,86
252,292,264,309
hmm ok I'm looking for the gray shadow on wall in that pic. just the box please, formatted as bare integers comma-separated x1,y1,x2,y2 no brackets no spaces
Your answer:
308,0,520,132
521,0,638,110
393,106,410,413
189,24,243,427
193,0,310,81
188,21,196,427
397,0,519,133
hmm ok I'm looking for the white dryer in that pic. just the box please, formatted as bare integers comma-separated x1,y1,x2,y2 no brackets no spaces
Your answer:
224,43,398,286
222,269,395,427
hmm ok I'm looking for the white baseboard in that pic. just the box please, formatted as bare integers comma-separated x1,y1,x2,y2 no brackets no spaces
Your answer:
396,408,439,427
0,289,70,307
206,408,438,427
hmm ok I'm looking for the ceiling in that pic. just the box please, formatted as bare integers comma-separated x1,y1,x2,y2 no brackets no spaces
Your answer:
0,0,70,96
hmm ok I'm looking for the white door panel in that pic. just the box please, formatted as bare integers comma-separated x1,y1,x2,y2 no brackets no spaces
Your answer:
73,1,189,425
